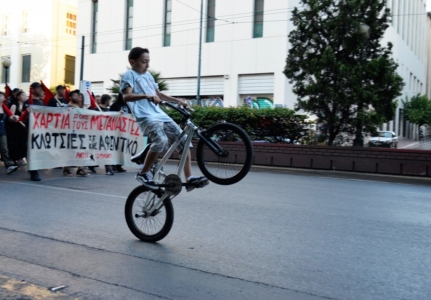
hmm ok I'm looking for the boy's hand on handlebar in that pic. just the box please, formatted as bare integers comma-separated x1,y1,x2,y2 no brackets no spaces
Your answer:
180,100,190,110
152,95,162,105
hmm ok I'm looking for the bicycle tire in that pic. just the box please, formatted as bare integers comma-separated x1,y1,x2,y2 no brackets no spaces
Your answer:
125,186,174,242
197,123,253,185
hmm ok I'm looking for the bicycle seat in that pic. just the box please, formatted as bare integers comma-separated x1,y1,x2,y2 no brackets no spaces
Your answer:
131,144,150,165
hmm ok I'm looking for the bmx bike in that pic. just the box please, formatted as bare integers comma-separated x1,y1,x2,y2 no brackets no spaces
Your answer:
124,101,253,242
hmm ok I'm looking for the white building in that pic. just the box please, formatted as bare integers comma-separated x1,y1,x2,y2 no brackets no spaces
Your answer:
0,0,78,91
76,0,427,137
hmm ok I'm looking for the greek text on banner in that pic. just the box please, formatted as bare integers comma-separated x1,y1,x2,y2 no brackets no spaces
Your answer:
27,106,145,170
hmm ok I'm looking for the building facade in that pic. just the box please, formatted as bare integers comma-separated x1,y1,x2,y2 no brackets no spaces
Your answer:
0,0,78,92
76,0,427,137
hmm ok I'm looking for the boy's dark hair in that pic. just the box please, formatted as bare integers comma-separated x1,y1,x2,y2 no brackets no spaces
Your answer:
100,94,111,105
56,85,65,91
128,47,149,61
69,89,80,98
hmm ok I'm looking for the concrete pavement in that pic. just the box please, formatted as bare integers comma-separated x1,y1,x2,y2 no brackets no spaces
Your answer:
0,164,431,299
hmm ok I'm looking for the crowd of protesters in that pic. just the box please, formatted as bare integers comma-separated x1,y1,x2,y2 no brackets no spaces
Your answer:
0,81,129,181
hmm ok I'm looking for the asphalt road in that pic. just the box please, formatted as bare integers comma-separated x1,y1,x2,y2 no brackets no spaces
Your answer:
0,164,431,300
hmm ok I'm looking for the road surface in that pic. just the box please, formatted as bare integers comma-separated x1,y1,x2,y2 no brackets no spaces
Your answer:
0,164,430,300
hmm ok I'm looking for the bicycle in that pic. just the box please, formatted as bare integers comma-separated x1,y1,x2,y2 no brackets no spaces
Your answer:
124,101,254,242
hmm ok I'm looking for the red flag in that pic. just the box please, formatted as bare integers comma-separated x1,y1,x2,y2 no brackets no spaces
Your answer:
40,80,55,105
5,84,12,100
28,87,33,105
87,90,98,110
64,85,70,103
2,102,13,117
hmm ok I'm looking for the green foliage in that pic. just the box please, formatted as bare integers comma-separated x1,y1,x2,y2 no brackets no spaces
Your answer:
107,70,168,96
402,94,431,126
163,106,310,143
283,0,404,146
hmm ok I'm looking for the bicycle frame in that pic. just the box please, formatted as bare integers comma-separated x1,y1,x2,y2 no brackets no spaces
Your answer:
143,120,197,214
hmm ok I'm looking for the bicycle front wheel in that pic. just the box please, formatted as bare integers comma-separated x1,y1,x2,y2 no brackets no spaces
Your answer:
197,123,253,185
125,186,174,242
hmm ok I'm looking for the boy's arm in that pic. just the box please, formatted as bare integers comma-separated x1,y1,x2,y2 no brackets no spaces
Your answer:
122,87,159,103
157,90,189,108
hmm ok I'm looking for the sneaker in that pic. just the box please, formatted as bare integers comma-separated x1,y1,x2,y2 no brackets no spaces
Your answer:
76,168,90,177
29,171,41,181
63,167,73,176
7,165,18,174
88,166,97,174
135,172,158,190
116,166,127,173
186,176,209,192
18,158,27,165
106,170,115,176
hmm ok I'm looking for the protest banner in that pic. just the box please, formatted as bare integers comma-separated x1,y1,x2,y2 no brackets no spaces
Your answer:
27,106,145,170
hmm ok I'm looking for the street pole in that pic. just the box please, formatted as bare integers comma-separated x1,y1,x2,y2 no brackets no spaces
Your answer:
196,0,203,106
5,68,8,85
80,35,85,81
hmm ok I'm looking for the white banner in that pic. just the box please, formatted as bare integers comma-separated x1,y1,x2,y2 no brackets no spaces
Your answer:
27,106,145,170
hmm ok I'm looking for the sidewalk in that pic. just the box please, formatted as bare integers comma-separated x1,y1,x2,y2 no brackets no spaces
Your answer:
398,137,431,150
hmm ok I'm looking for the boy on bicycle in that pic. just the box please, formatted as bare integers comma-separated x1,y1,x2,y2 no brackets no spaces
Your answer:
121,47,207,191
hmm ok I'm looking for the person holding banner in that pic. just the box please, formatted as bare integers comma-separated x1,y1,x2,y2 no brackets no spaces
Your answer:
109,93,130,173
94,94,115,176
23,83,45,181
8,91,28,165
61,90,91,177
47,85,68,107
0,92,19,174
121,47,207,191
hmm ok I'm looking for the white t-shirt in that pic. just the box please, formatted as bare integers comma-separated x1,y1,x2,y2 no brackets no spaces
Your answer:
120,70,172,123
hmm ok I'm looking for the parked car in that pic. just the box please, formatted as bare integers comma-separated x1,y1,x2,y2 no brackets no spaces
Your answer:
368,131,398,148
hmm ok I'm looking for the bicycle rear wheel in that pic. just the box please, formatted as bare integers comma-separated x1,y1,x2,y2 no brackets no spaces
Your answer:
125,186,174,242
197,123,253,185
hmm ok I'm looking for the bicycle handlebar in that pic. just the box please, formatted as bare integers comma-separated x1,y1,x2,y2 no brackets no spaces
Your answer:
161,101,193,118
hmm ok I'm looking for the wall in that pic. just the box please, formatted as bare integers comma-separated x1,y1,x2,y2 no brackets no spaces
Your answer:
184,142,431,177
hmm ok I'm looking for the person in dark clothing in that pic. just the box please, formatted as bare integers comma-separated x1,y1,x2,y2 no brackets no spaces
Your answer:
23,82,45,181
109,93,129,173
0,92,19,174
7,91,28,165
109,93,131,115
47,85,68,107
94,94,116,175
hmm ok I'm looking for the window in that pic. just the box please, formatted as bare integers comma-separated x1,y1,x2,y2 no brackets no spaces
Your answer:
206,0,215,43
163,0,172,47
66,13,77,35
22,11,29,33
253,0,264,38
125,0,133,50
21,55,31,83
2,15,8,36
65,55,75,84
1,56,10,84
91,0,98,54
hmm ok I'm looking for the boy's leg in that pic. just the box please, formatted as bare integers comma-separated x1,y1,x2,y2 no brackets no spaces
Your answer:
183,149,192,179
138,121,167,174
141,151,160,173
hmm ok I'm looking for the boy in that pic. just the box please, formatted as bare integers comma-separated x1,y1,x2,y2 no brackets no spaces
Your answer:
121,47,207,191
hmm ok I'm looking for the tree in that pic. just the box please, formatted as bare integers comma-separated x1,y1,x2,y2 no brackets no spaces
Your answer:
283,0,404,146
402,94,431,127
107,70,168,96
